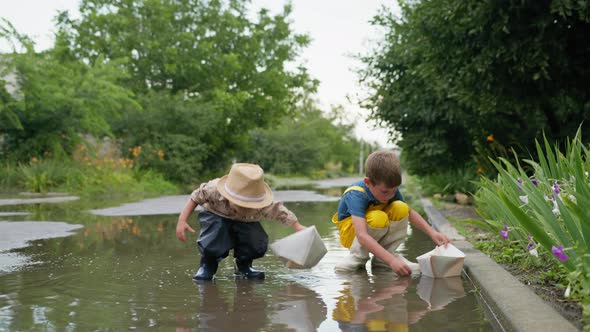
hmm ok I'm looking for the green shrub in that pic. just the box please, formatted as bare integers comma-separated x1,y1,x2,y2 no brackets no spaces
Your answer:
18,159,75,193
0,161,20,189
417,165,479,196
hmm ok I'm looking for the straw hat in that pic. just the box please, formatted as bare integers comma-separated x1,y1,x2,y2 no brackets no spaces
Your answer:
217,163,274,209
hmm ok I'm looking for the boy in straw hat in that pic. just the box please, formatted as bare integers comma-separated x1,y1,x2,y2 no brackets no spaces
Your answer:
176,163,306,281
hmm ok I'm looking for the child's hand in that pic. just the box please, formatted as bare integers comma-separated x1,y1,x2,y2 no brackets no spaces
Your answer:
388,256,412,276
176,221,195,242
430,231,450,247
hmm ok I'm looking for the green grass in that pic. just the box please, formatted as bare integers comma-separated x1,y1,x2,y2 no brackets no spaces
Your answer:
0,158,179,197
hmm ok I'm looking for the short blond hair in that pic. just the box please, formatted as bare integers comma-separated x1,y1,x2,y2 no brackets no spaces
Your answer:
365,150,402,188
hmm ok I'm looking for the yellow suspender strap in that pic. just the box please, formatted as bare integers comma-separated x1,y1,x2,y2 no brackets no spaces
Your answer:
343,185,365,195
333,185,367,248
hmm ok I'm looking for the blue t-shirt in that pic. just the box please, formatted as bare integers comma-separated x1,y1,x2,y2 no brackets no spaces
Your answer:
337,180,405,221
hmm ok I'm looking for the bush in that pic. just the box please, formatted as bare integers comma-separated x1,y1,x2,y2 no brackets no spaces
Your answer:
17,159,79,193
417,164,479,196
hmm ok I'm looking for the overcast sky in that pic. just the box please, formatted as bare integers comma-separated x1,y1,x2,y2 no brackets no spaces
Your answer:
1,0,400,146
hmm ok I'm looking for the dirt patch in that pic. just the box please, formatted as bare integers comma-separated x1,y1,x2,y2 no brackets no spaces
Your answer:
435,201,584,330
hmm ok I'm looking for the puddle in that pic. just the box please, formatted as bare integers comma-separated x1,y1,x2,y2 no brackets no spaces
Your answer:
0,198,493,331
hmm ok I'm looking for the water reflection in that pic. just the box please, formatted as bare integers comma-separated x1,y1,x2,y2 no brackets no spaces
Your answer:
416,276,465,310
332,273,465,331
179,280,327,331
269,282,327,331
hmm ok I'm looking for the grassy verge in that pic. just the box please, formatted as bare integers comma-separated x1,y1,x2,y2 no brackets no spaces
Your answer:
445,207,584,330
0,158,178,198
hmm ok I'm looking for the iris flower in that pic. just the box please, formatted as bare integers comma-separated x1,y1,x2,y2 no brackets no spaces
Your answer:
527,234,534,250
499,225,509,240
527,234,538,257
553,182,560,195
551,245,568,262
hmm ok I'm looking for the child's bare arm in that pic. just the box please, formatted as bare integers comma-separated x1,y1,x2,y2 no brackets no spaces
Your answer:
176,199,197,242
290,221,306,232
352,216,412,276
408,209,450,246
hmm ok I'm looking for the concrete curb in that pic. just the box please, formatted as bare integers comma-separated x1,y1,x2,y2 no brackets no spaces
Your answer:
421,198,579,332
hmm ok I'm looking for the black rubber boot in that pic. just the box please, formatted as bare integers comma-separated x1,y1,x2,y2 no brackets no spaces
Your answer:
193,257,219,281
234,260,265,280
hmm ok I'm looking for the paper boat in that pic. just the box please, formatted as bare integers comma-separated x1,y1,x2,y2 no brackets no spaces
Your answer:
416,275,465,310
270,225,327,269
416,243,465,278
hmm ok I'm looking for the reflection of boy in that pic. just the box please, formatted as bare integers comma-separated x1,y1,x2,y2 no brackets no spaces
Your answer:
333,276,431,332
332,150,449,276
176,163,305,281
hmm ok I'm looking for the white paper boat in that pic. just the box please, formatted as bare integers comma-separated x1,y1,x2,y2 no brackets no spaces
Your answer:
417,275,465,310
270,225,327,269
416,243,465,278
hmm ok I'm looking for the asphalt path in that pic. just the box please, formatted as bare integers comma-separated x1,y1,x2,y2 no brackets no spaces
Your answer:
89,177,362,216
0,221,83,272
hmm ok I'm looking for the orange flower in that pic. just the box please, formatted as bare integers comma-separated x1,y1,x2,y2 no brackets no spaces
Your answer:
131,146,142,158
477,167,484,174
486,134,494,142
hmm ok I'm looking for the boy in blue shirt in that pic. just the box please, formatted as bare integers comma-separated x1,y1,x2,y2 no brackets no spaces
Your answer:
332,150,449,275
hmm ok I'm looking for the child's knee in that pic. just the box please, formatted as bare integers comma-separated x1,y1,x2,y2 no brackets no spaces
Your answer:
385,201,409,221
366,210,389,228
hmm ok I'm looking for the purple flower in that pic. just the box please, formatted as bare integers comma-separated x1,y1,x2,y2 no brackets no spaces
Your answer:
527,234,536,251
552,245,569,262
517,179,523,190
499,225,509,240
531,179,538,186
553,182,560,195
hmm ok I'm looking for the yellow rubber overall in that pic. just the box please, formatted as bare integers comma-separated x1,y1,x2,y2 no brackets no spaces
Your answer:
332,186,410,272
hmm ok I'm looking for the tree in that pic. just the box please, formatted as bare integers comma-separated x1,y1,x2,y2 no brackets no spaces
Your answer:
238,96,362,176
58,0,316,177
0,22,138,161
361,0,590,176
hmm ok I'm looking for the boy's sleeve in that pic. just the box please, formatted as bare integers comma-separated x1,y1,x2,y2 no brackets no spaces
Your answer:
262,201,298,226
189,180,215,205
341,190,369,218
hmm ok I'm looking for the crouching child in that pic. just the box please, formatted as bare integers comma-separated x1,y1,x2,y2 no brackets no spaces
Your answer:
332,150,449,276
